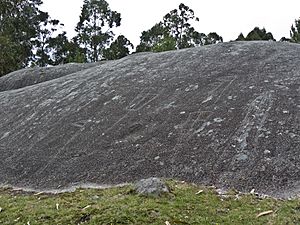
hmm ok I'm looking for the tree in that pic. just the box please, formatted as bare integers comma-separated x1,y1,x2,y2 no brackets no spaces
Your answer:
290,18,300,43
136,22,171,52
136,3,223,53
42,32,87,65
152,35,177,52
47,32,71,65
236,33,246,41
236,27,275,41
103,35,133,60
279,37,291,42
0,0,41,75
0,36,20,76
75,0,121,62
33,15,64,67
162,3,200,49
0,0,64,76
204,32,223,45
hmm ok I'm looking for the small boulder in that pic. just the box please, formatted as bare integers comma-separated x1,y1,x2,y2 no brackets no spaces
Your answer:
135,177,170,196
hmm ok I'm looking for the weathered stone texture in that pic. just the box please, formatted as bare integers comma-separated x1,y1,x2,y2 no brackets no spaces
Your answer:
0,41,299,198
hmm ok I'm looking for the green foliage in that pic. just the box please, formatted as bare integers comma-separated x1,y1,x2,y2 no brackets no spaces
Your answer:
103,35,133,60
0,0,41,75
0,181,299,224
33,17,64,67
279,37,291,42
75,0,121,62
236,27,275,41
48,33,86,65
136,22,169,52
163,3,200,49
0,0,65,76
152,35,176,52
290,18,300,43
236,33,246,41
204,32,224,45
0,35,21,76
136,3,223,53
0,0,132,75
48,32,72,65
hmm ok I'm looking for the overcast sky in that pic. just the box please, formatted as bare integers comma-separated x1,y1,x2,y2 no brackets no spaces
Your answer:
41,0,300,46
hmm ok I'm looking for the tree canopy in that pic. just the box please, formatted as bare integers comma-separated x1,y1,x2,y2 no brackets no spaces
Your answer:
75,0,121,62
3,1,300,77
0,0,60,75
236,27,275,41
163,3,200,49
136,3,223,53
103,35,134,60
136,22,170,52
290,18,300,43
0,0,134,76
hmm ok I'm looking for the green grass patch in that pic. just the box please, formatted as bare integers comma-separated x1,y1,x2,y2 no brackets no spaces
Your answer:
0,180,299,224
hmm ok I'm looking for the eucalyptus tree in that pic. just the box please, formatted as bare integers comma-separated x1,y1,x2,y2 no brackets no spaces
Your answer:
136,22,173,52
0,0,63,75
204,32,223,45
75,0,121,62
290,18,300,43
236,27,275,41
34,16,64,67
0,0,43,75
47,32,86,65
163,3,200,49
103,35,134,60
236,33,246,41
136,3,223,53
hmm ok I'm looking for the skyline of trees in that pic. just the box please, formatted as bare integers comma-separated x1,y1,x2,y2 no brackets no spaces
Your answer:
236,27,275,41
75,0,121,62
1,0,300,77
136,3,223,53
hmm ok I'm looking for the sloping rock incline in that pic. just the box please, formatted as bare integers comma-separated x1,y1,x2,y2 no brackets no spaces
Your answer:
0,41,299,198
0,62,104,92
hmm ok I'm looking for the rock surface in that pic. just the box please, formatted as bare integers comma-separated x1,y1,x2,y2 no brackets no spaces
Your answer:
0,62,104,92
0,41,299,198
135,177,169,196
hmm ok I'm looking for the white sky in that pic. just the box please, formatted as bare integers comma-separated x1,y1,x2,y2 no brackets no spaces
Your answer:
41,0,300,46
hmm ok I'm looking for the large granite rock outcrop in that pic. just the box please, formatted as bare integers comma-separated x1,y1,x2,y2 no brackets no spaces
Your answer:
0,62,104,92
0,41,299,197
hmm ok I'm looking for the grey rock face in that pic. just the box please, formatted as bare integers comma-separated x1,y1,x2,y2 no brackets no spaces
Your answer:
0,62,105,92
135,178,169,196
0,41,299,198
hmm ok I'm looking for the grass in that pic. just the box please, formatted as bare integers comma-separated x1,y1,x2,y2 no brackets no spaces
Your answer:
0,180,299,225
